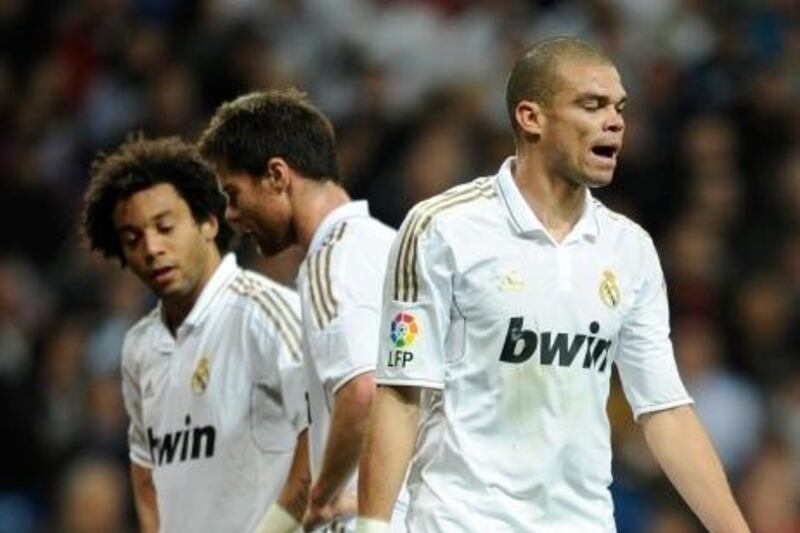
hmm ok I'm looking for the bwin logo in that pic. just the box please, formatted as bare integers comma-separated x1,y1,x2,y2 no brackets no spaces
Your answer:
499,317,613,372
148,415,216,466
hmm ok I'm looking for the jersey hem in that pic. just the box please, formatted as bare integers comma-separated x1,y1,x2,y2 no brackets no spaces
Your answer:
633,397,694,422
375,377,444,390
129,452,153,469
331,364,376,394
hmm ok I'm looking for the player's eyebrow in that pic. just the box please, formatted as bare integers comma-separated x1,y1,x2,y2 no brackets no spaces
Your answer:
115,209,174,233
151,210,174,222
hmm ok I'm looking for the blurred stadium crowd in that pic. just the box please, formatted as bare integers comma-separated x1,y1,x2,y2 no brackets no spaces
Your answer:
1,0,799,531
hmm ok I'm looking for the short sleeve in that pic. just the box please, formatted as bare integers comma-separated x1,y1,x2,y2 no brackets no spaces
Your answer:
120,335,153,468
375,214,453,389
616,235,693,420
306,304,379,398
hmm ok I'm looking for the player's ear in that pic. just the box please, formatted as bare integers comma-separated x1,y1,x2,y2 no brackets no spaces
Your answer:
262,157,291,193
200,215,219,242
515,100,545,139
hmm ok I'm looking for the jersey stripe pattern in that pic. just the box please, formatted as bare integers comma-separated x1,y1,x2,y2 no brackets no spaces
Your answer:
393,178,495,302
230,271,303,361
307,221,348,328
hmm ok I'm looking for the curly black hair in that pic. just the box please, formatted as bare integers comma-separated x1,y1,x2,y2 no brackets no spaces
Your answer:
83,134,233,263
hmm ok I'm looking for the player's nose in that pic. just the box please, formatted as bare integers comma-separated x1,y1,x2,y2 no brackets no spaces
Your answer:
142,230,166,263
605,109,624,133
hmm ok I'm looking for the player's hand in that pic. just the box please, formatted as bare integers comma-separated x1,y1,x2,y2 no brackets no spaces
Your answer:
301,490,357,531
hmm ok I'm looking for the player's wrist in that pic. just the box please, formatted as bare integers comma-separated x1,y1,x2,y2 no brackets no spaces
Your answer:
308,482,335,508
355,517,391,533
254,502,300,533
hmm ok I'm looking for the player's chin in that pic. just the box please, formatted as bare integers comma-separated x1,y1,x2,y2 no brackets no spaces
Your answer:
255,235,290,257
584,169,615,188
151,280,182,299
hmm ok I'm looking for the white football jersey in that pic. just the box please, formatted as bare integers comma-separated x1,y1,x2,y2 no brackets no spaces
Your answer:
296,201,408,531
376,158,693,532
121,254,307,533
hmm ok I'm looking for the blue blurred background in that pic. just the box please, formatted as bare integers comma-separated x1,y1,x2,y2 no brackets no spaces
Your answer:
1,0,799,531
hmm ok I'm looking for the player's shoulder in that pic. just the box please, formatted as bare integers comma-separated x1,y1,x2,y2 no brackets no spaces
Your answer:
403,176,498,234
228,268,303,359
228,269,300,320
231,268,298,300
121,307,160,365
348,212,397,239
303,217,390,329
592,197,653,244
306,216,391,288
317,214,395,258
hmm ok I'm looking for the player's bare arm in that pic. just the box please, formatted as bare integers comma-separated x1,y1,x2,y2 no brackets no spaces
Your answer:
130,463,159,533
641,405,750,532
278,429,311,521
303,371,376,529
358,385,420,523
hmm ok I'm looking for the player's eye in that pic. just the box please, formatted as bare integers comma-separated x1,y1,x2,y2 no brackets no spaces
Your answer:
581,99,601,111
120,232,139,247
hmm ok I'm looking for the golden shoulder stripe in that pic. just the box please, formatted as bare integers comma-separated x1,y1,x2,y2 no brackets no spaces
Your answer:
232,275,302,359
392,185,472,301
394,180,492,302
264,284,303,356
394,178,495,302
306,251,326,330
232,274,302,345
230,275,302,360
308,221,348,328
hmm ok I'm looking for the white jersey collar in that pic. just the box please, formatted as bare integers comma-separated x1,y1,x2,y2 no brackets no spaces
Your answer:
495,157,598,241
158,253,239,332
307,200,370,256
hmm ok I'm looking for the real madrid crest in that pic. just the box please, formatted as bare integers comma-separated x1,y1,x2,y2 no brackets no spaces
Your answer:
599,270,620,308
191,356,210,395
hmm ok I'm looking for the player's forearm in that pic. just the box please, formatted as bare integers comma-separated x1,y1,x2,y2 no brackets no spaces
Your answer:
311,372,376,506
358,385,420,521
277,429,311,521
641,405,750,532
130,463,159,533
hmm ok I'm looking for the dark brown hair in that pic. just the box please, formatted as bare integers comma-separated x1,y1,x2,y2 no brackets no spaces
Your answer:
198,88,340,182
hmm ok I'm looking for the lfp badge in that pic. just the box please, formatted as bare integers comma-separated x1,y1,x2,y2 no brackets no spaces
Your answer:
390,312,419,348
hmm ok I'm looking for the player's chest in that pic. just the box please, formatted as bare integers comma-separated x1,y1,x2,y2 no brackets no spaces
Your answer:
140,329,251,426
453,236,631,337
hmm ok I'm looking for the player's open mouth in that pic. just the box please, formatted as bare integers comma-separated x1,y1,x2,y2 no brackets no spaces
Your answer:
590,145,618,159
589,143,620,168
151,266,176,285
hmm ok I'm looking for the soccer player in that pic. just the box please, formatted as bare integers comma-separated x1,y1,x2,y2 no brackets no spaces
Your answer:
199,89,407,532
357,37,751,532
82,136,309,533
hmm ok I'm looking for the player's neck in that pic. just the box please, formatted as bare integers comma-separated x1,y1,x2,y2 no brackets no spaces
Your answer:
513,153,586,244
293,180,351,252
162,249,222,335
